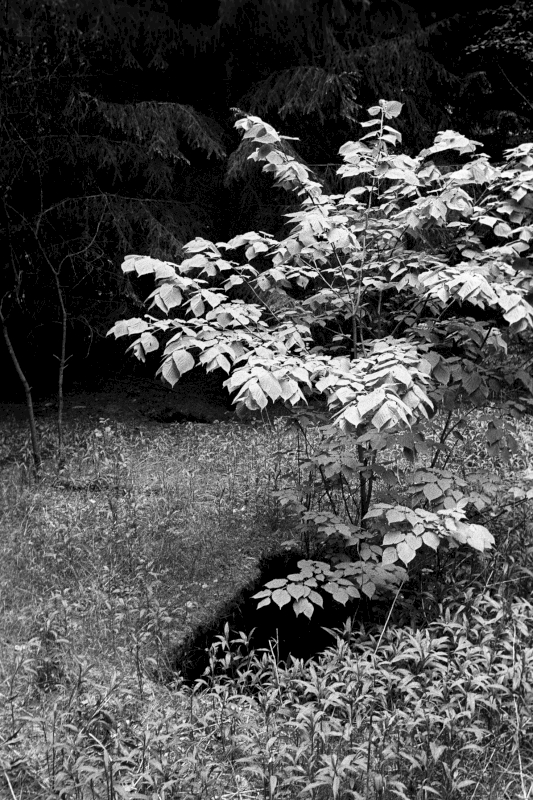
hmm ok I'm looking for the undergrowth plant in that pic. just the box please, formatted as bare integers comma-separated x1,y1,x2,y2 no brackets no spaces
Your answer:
110,99,533,615
3,582,532,799
1,397,533,797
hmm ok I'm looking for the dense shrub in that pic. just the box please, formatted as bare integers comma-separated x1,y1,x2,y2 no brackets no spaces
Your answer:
111,99,533,626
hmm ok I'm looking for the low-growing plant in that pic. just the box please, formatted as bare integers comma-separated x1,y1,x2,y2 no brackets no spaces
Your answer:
110,98,533,617
2,589,532,799
167,549,401,686
1,406,533,799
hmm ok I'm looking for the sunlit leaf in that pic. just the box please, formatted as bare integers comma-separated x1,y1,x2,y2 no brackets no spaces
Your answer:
422,530,440,549
397,541,416,564
271,588,291,608
265,578,287,590
293,598,314,618
173,349,195,376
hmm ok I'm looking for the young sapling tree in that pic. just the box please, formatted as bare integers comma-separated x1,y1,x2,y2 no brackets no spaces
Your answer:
110,100,533,618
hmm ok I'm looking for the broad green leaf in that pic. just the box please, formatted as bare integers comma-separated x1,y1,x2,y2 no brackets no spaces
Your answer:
287,583,310,600
158,284,183,310
265,578,287,589
504,304,528,326
272,588,291,608
361,580,375,598
213,354,230,373
293,598,314,618
324,584,351,605
383,531,405,545
140,332,159,353
382,100,403,118
405,532,422,550
249,381,269,409
288,568,313,581
397,541,416,564
386,509,407,524
161,358,180,387
110,320,130,337
422,530,440,549
462,523,495,551
423,483,443,501
342,405,362,427
122,255,137,272
173,349,195,376
433,363,450,384
391,365,414,386
308,590,323,607
364,507,386,519
291,366,311,383
478,216,499,228
223,274,244,290
127,319,149,334
128,256,158,275
190,294,205,317
494,222,512,238
280,378,299,401
252,589,271,599
358,388,386,417
154,263,178,280
382,546,398,565
372,400,408,430
201,289,224,308
258,372,283,401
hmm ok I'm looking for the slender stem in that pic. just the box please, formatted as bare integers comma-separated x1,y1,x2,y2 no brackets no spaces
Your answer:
390,296,429,338
50,265,68,464
498,64,533,113
339,473,355,524
4,200,105,464
0,304,41,474
430,409,453,468
366,457,375,514
357,444,369,521
1,767,17,800
318,464,338,516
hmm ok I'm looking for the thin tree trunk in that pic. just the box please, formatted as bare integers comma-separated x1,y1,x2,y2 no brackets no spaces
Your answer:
0,310,42,474
50,267,67,465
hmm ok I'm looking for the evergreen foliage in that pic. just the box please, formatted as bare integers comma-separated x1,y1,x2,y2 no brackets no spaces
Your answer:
0,0,226,395
1,0,532,403
464,0,533,152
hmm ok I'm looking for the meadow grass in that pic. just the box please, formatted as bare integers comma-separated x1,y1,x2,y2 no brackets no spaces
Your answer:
0,408,532,799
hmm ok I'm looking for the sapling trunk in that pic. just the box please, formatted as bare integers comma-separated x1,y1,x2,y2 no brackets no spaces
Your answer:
50,266,68,466
0,310,41,474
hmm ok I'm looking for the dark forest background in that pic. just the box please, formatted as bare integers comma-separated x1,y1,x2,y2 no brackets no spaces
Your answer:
1,0,532,399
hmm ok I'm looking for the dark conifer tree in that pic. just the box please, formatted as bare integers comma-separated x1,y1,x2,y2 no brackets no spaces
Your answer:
1,0,531,400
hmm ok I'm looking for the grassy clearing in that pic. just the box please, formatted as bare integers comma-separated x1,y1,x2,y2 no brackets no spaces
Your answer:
1,409,533,799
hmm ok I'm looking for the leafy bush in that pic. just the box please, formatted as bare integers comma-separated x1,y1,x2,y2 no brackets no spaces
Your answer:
110,99,533,616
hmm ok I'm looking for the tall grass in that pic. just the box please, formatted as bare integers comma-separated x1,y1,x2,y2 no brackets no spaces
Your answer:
0,411,532,799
